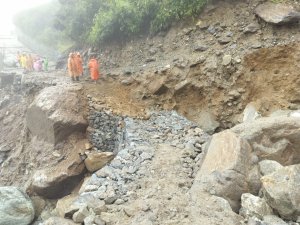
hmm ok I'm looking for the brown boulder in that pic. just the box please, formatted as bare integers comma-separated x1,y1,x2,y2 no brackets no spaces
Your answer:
26,84,88,144
191,130,252,211
232,115,300,165
84,151,115,172
147,78,168,95
29,150,86,199
261,164,300,220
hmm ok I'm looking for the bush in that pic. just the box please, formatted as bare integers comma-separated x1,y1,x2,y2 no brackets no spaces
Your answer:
151,0,208,32
89,0,208,44
15,0,209,47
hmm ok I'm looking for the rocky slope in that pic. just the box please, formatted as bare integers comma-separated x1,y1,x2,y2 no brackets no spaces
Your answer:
1,0,300,225
81,0,300,133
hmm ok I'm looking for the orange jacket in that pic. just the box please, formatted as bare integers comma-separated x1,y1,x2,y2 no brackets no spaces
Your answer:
68,57,77,76
88,58,100,80
75,56,83,75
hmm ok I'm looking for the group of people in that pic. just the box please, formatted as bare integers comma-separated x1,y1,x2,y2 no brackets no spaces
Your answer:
67,52,100,82
17,52,48,73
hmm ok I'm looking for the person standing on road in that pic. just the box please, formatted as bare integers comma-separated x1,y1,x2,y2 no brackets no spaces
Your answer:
68,53,77,81
75,52,83,77
88,55,100,83
68,53,75,81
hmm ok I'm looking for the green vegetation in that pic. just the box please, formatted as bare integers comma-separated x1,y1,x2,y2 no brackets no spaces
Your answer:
14,0,208,49
89,0,208,43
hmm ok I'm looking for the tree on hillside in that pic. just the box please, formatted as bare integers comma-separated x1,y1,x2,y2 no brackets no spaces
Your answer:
14,0,209,48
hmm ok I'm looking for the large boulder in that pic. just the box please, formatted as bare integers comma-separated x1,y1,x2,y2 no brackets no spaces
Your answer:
26,84,88,144
255,3,300,24
0,186,35,225
261,164,300,221
232,115,300,165
191,130,252,211
29,150,86,199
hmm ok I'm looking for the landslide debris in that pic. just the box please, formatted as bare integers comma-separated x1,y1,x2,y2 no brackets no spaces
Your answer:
2,0,300,225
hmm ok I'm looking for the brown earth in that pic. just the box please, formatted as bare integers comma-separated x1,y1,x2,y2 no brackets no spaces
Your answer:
1,1,300,224
1,40,300,196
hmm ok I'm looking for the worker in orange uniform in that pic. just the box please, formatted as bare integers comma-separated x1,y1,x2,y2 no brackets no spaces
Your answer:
67,53,77,81
88,55,100,83
75,52,83,76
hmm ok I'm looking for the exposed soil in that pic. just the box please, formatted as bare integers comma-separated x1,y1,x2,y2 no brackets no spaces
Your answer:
1,0,300,224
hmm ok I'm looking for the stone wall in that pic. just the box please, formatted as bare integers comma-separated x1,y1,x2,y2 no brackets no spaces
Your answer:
88,111,124,153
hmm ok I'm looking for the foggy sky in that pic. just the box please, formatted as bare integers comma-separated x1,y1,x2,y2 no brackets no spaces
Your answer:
0,0,52,35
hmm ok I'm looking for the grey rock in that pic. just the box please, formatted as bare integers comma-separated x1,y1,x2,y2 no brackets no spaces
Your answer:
263,215,288,225
147,78,168,95
207,25,216,34
240,193,273,220
232,116,300,165
140,152,153,161
174,80,191,93
114,198,125,205
73,193,107,215
204,55,218,72
191,130,252,211
189,192,243,224
228,90,241,99
44,217,79,225
84,215,96,225
194,110,219,134
255,3,300,24
124,206,135,217
218,36,232,44
252,42,262,49
145,58,156,63
248,166,262,194
149,48,157,56
244,23,260,34
243,103,260,123
248,217,263,225
121,77,134,86
194,44,209,52
222,55,232,66
94,215,106,225
72,204,90,223
0,186,35,225
258,160,283,176
261,164,300,220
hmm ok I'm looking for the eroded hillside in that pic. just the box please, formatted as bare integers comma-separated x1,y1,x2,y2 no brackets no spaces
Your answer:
1,1,300,225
